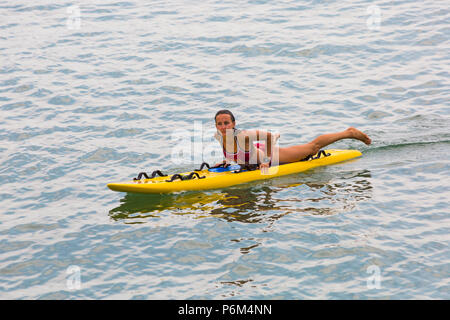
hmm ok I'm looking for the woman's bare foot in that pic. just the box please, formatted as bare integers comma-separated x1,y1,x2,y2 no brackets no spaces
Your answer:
346,127,372,145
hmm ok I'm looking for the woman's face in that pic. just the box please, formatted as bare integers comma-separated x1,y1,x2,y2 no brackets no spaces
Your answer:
215,114,235,136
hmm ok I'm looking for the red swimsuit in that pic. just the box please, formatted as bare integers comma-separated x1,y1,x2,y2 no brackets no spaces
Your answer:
222,136,265,163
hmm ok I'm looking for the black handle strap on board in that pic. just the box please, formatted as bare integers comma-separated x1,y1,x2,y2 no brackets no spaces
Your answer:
232,163,259,173
133,170,168,181
194,162,211,171
312,150,331,159
301,149,331,162
194,161,232,171
165,171,206,182
214,162,231,169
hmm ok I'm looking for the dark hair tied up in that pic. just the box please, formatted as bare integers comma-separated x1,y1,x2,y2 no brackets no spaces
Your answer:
214,109,235,123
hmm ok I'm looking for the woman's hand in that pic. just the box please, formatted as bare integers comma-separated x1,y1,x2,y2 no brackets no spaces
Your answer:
272,132,280,142
213,160,228,168
259,162,270,174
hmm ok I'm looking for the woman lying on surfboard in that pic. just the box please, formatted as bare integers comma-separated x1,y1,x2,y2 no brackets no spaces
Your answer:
214,109,371,172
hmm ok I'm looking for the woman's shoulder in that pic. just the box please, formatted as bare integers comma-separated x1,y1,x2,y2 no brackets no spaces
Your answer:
237,129,258,138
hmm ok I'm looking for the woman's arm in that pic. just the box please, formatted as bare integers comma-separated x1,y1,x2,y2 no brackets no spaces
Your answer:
213,131,232,166
242,129,279,159
213,159,227,167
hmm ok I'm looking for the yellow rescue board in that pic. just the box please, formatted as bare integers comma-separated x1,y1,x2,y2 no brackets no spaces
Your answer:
107,149,362,194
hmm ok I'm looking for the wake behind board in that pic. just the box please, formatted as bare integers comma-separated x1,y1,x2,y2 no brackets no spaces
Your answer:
107,149,362,194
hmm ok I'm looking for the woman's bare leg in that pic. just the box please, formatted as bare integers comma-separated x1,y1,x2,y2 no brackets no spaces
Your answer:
276,127,371,163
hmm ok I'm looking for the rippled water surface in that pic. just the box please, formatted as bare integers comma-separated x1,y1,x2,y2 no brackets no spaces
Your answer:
1,0,449,299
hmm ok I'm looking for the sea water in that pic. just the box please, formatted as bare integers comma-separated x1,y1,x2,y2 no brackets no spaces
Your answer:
0,0,449,299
